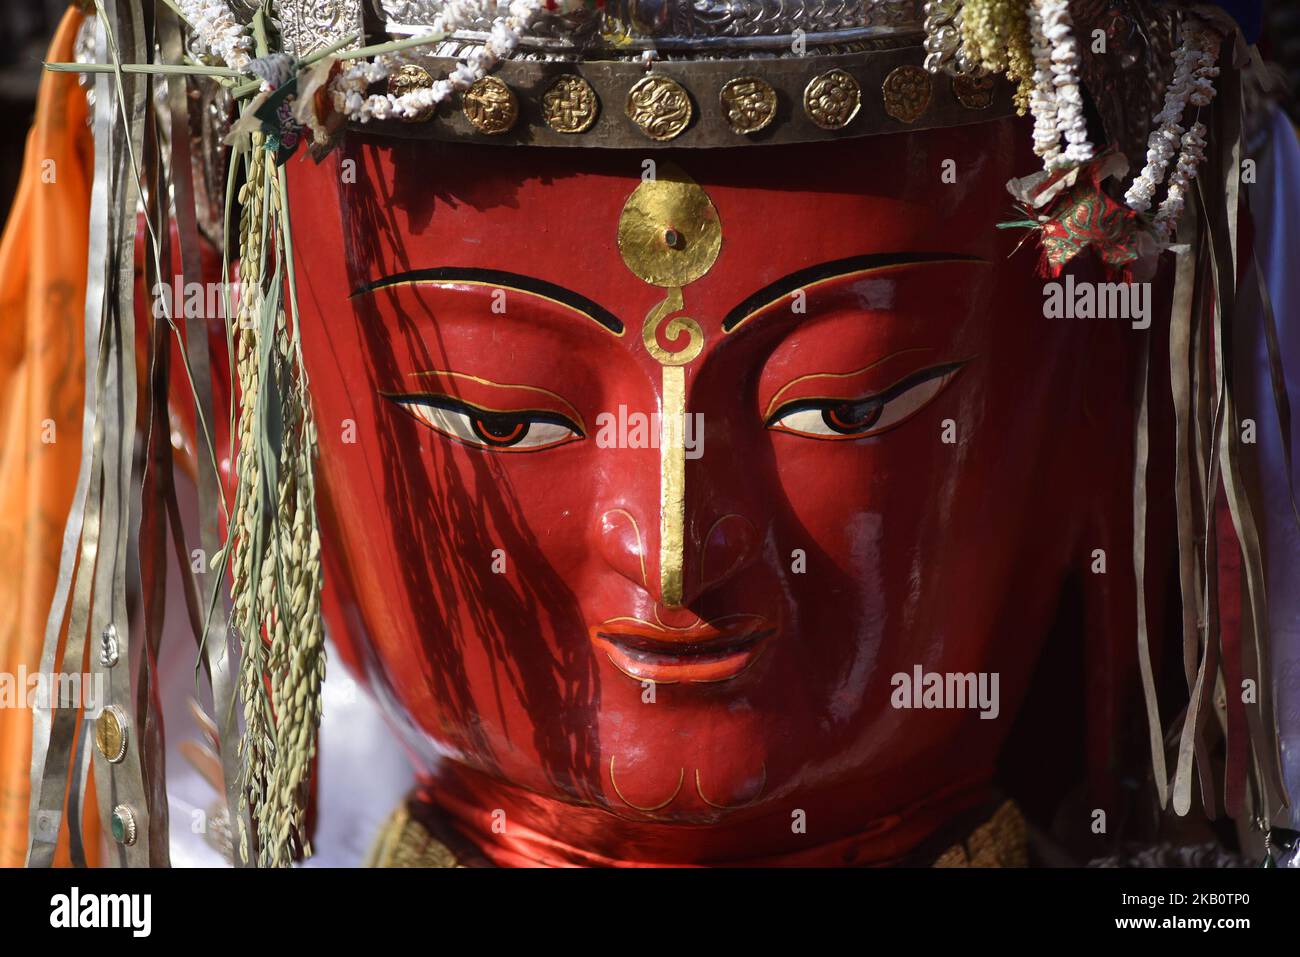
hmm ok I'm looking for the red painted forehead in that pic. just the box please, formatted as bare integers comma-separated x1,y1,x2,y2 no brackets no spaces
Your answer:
306,119,1026,336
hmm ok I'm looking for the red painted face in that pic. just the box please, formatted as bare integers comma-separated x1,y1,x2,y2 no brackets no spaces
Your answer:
286,120,1138,865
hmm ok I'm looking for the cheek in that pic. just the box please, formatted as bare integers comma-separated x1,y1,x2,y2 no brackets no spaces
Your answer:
767,362,964,574
311,421,601,771
767,423,953,673
317,416,600,622
463,449,602,589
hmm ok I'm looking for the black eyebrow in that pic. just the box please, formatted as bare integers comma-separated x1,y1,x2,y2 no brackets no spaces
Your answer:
721,253,987,333
351,267,624,335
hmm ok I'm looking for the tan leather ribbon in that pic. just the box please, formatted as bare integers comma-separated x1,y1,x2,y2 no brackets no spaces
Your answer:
1199,48,1289,820
1133,310,1169,808
1170,195,1216,817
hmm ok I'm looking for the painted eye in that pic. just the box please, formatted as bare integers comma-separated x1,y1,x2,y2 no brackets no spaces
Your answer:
765,361,966,441
385,394,584,451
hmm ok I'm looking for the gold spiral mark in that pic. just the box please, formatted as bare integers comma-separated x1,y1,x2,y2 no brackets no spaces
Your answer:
641,288,704,367
609,756,685,812
694,764,767,810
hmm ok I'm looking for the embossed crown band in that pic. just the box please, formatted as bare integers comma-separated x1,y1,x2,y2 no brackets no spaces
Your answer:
371,0,924,55
352,47,1016,148
279,0,926,59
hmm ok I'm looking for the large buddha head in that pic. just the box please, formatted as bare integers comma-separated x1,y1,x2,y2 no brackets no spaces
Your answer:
21,0,1288,871
281,0,1167,866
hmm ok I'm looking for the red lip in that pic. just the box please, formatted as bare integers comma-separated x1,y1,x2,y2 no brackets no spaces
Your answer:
591,619,776,684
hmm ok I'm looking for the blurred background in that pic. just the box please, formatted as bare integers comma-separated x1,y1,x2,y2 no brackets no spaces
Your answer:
0,1,76,225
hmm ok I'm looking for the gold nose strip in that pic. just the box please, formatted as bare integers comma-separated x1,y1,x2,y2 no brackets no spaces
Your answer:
617,166,720,608
641,289,703,606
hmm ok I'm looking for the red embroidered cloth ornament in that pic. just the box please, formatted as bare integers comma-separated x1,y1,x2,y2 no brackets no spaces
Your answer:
1004,149,1149,281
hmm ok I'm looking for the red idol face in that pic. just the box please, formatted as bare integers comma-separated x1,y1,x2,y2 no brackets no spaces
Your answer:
286,121,1139,865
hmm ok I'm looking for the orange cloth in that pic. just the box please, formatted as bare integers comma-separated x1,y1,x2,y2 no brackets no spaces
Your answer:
0,7,98,867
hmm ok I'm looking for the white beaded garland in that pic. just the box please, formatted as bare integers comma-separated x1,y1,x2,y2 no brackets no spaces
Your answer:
1027,0,1062,168
1152,120,1208,238
1041,0,1092,168
174,0,555,123
1123,19,1221,215
1025,0,1093,172
331,0,549,123
178,0,253,72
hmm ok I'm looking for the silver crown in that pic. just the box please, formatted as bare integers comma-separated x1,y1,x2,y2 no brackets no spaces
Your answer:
276,0,923,58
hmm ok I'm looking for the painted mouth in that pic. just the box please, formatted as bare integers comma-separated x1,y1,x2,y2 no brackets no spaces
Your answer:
591,619,775,684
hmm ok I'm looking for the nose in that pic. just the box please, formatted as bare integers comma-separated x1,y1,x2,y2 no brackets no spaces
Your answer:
598,508,653,593
599,506,759,609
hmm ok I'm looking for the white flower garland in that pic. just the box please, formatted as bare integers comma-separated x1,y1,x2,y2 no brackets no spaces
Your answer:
1025,0,1093,172
1123,19,1221,214
177,0,252,72
1152,121,1207,238
1026,0,1061,168
173,0,572,123
1045,1,1092,167
1041,0,1092,170
333,0,555,122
